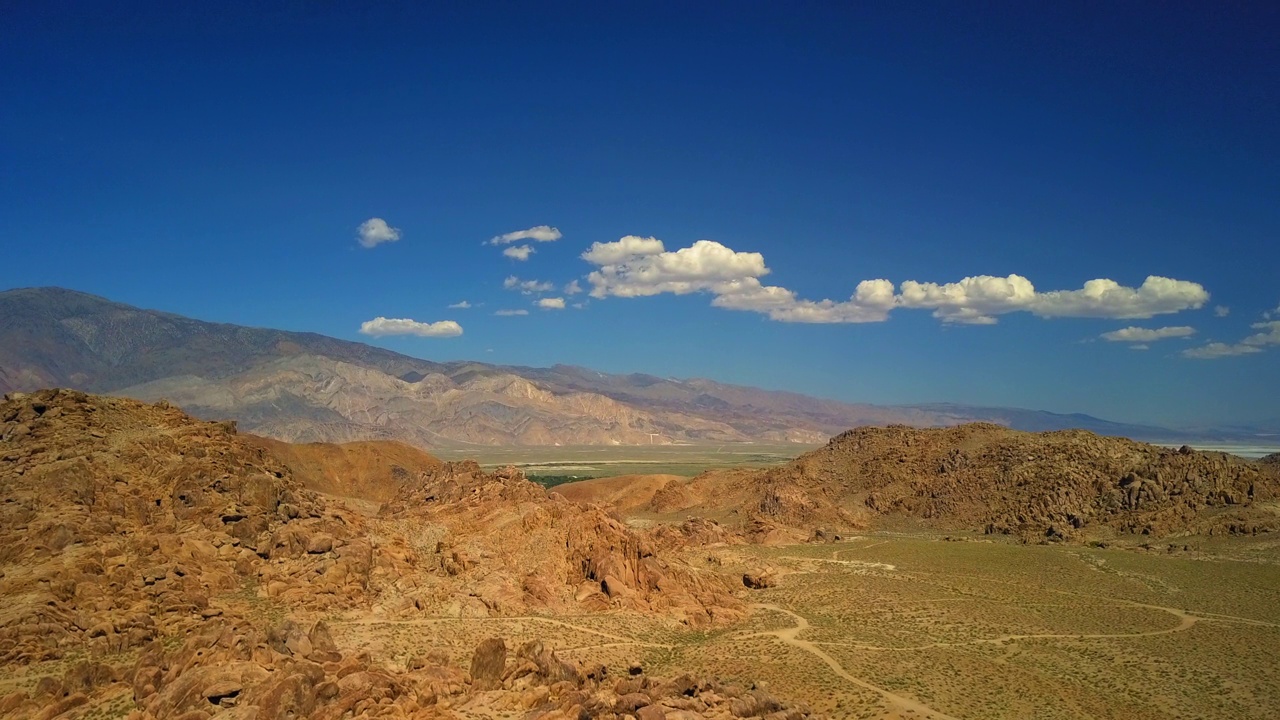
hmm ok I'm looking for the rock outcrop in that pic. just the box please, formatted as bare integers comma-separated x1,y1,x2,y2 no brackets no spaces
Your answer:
242,434,443,502
377,462,743,625
0,389,778,718
614,424,1280,542
1260,452,1280,470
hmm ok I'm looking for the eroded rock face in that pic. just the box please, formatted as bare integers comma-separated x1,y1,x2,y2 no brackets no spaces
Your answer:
377,461,744,626
815,424,1280,540
0,389,780,719
0,390,361,670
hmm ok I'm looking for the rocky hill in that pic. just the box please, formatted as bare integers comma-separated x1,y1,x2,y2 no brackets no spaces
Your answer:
0,389,800,719
242,435,443,503
554,474,690,514
574,423,1280,543
0,287,1191,447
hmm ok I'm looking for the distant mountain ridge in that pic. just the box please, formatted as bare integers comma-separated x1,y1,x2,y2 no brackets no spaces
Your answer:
0,286,1211,448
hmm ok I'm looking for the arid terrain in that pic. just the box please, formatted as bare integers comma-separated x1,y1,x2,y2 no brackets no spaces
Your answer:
2,388,1279,719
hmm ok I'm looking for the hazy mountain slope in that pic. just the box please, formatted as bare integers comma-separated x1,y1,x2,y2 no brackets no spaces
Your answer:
0,286,1195,447
906,402,1180,438
0,286,447,390
508,364,1194,441
115,354,745,447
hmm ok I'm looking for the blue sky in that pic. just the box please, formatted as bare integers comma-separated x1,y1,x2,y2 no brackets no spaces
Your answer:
2,1,1277,426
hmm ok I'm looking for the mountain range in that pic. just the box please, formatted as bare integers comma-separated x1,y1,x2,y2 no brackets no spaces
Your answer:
0,286,1232,448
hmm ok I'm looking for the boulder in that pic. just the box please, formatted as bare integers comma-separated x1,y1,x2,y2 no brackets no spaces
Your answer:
470,637,507,690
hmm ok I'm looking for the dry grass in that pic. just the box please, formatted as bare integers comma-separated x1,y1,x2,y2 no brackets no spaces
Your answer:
705,535,1280,719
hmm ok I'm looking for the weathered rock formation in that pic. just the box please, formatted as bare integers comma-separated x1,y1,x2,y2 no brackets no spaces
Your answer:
595,423,1280,542
377,462,743,625
0,389,778,718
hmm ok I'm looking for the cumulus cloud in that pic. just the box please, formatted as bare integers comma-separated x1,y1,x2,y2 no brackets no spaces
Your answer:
1100,326,1196,343
357,218,401,248
537,297,566,310
1215,305,1231,317
503,245,534,261
1031,276,1209,320
710,277,896,323
503,276,555,294
585,238,769,298
494,309,529,316
447,301,471,309
581,235,666,265
489,225,562,245
898,275,1209,324
581,236,1209,326
898,275,1037,324
563,280,582,295
358,317,462,338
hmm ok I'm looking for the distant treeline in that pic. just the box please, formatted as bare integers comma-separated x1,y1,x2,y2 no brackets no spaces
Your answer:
527,474,596,488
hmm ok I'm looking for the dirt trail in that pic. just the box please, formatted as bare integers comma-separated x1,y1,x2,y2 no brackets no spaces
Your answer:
744,603,962,720
781,555,897,571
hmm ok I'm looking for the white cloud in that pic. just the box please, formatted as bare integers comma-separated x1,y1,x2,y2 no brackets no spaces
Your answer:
710,277,896,323
1243,320,1280,347
1183,342,1263,360
1181,316,1280,359
503,245,535,261
1100,326,1196,343
357,218,401,248
494,309,529,316
899,275,1209,324
1215,305,1231,317
503,275,555,294
563,280,582,295
537,297,566,310
489,225,562,245
447,301,471,309
585,238,769,298
1031,276,1209,319
1129,344,1150,351
898,275,1038,324
358,317,462,338
581,235,666,265
580,236,1209,326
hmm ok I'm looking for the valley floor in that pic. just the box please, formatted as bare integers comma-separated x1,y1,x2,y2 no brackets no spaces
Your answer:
434,443,811,481
328,533,1280,720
